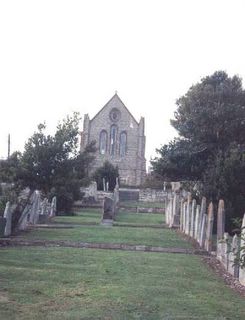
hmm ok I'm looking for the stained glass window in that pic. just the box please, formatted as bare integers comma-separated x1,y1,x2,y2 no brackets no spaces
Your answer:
99,130,107,154
110,125,117,155
120,131,127,156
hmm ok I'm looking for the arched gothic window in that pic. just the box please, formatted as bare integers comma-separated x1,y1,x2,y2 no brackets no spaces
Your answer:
99,130,107,154
119,131,127,156
110,125,117,156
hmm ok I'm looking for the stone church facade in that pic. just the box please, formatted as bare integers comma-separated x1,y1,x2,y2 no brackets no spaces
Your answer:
80,93,146,186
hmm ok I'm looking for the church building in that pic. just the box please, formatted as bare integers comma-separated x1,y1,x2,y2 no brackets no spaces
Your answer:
80,93,146,186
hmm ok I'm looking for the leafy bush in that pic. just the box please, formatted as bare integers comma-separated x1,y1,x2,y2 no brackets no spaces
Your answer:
93,161,119,191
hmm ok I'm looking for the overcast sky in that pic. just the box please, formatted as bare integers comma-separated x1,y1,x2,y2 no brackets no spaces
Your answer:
1,0,245,166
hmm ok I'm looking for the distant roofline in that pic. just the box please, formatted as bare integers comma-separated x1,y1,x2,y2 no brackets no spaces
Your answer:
90,93,139,124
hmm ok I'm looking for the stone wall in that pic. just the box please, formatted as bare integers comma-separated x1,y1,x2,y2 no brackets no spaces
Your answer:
118,188,167,203
139,188,167,202
119,188,139,201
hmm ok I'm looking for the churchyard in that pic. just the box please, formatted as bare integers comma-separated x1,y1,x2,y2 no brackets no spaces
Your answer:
0,204,245,319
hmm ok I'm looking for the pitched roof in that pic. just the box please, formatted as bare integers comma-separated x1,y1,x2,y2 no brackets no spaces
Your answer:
90,93,139,124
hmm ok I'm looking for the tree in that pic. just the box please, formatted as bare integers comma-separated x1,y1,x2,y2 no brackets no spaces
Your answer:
0,152,22,184
152,71,245,224
171,71,245,150
93,161,119,191
10,112,96,213
152,138,209,181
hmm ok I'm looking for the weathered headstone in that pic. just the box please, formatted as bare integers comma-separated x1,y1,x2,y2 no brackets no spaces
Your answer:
182,202,187,233
224,233,230,270
50,196,57,217
113,186,119,215
38,198,49,223
29,191,41,224
199,214,207,248
83,181,98,204
116,177,119,189
205,202,214,252
88,181,98,201
217,232,230,269
3,201,12,237
18,194,34,231
185,193,192,235
194,204,200,240
101,196,115,222
180,199,184,231
217,199,225,241
165,197,171,225
40,198,48,216
198,197,206,243
239,213,245,285
228,234,239,278
190,199,196,237
103,178,106,192
172,193,180,227
168,197,174,227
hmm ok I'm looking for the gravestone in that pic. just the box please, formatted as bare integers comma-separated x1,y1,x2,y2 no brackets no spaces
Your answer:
113,185,119,215
185,193,192,235
180,199,184,231
194,205,200,240
228,234,239,278
40,198,48,215
3,201,12,237
38,198,49,223
83,181,98,204
101,196,115,222
88,182,98,201
205,202,214,252
239,213,245,285
103,178,106,192
29,191,41,224
199,214,207,248
190,199,196,237
50,196,57,217
224,233,230,270
183,202,187,233
217,199,225,241
18,191,36,230
168,196,174,227
18,209,29,231
198,197,206,243
116,177,119,189
172,193,180,227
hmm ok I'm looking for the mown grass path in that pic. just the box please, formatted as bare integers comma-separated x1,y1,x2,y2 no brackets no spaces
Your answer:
0,209,245,319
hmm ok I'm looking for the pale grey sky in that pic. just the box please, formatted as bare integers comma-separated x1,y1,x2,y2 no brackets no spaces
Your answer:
1,0,245,165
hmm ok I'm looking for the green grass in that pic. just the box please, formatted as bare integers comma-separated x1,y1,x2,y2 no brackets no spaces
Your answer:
52,211,165,226
120,201,165,208
115,212,165,225
0,247,244,320
52,210,101,225
17,225,191,248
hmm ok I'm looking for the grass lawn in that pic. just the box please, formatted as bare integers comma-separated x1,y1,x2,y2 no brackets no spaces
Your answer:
115,212,165,225
120,201,165,208
52,210,165,226
0,247,244,320
16,225,191,248
52,210,101,225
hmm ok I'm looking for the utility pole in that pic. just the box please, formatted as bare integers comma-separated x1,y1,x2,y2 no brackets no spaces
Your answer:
7,134,10,159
